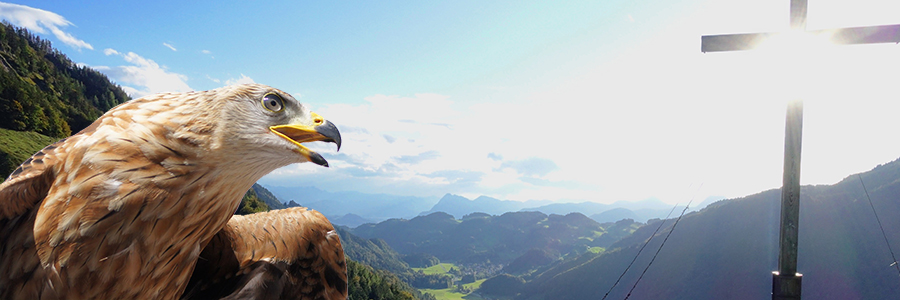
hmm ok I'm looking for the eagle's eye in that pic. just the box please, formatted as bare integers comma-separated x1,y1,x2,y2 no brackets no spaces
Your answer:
262,93,285,112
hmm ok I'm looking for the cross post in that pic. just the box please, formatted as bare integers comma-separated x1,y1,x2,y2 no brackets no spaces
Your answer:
700,1,900,299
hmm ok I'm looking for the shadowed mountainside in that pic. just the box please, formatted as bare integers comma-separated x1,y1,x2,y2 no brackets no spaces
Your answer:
516,158,900,300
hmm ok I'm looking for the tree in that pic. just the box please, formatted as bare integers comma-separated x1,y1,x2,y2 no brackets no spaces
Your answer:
460,274,476,284
477,274,525,297
347,260,420,300
235,188,269,215
403,253,440,268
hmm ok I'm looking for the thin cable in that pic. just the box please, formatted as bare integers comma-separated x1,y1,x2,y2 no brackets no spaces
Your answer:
623,184,701,300
599,204,680,300
858,175,900,277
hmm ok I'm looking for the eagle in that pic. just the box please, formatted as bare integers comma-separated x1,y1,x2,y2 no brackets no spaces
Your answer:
0,84,347,299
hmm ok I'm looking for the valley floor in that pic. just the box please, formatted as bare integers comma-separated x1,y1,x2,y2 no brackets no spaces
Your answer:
421,279,489,300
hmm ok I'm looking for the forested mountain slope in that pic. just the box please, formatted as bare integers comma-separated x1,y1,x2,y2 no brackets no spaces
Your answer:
0,22,130,138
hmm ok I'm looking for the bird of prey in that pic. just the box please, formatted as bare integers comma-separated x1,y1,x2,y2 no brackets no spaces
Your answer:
0,84,347,300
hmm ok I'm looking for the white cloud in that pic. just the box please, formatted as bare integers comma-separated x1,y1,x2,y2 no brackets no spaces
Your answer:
94,48,192,98
163,42,177,51
263,92,589,201
225,74,255,86
0,2,92,50
500,157,559,177
205,75,221,83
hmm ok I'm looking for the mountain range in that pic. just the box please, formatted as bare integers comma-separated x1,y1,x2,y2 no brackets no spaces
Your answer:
264,185,438,221
514,158,900,299
420,194,553,218
263,185,720,227
351,210,641,266
519,196,723,223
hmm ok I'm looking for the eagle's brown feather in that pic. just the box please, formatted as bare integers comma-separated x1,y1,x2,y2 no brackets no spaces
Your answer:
0,84,346,300
184,208,348,300
0,138,62,220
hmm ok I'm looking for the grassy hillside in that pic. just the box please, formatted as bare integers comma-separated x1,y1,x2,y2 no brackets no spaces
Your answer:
0,127,57,180
414,263,457,275
420,279,488,300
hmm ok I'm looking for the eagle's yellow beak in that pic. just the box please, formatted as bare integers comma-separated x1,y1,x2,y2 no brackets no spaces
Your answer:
269,112,342,167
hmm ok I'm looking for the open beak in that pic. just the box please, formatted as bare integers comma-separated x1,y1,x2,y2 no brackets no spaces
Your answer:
269,112,342,167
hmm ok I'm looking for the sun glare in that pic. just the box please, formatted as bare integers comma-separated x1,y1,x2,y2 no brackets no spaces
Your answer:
756,30,835,52
751,30,840,102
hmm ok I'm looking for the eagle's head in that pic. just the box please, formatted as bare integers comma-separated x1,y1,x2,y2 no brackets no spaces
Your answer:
88,83,342,185
205,83,342,169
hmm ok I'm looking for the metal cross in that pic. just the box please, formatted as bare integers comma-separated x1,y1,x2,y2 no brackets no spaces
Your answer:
700,1,900,299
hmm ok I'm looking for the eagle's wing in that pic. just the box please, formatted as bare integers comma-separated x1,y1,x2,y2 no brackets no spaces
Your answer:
0,139,66,299
183,207,348,300
0,139,65,219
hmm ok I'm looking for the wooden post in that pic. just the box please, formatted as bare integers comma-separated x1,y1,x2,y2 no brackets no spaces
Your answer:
774,3,806,299
790,0,807,30
773,100,803,300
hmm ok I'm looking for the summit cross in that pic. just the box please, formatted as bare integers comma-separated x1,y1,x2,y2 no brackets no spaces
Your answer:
700,1,900,299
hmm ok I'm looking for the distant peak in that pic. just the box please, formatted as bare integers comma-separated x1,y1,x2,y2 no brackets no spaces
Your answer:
439,193,471,201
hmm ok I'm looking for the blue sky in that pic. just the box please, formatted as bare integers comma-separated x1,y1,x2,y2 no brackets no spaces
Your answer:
3,0,900,205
